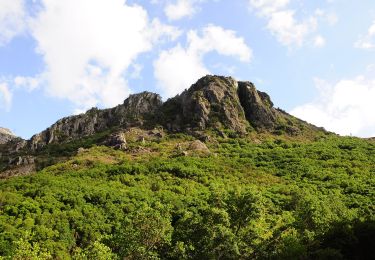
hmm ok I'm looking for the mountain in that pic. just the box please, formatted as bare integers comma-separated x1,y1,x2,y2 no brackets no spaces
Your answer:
0,75,325,177
0,75,373,259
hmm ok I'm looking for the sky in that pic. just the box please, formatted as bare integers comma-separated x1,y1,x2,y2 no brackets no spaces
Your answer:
1,0,375,139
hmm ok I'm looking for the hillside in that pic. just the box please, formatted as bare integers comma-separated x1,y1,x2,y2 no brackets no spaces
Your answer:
0,76,323,178
0,76,374,259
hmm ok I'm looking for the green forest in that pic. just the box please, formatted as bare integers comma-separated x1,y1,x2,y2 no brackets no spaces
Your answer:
0,133,374,259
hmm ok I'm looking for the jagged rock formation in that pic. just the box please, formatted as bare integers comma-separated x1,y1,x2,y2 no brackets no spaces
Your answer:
8,75,317,153
161,76,249,133
160,75,315,135
0,127,16,144
0,75,326,177
29,91,162,150
237,81,277,129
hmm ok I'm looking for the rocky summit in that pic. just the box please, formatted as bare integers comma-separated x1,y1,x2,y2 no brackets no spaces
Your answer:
0,75,324,177
0,127,16,144
29,91,162,150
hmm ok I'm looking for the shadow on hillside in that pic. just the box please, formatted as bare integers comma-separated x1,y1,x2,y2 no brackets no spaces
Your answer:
310,220,375,260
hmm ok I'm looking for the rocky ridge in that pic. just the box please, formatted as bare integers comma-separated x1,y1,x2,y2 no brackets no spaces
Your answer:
0,75,325,177
0,127,16,144
29,91,162,150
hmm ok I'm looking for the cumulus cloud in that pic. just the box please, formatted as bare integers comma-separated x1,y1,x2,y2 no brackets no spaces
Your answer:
248,0,334,48
249,0,290,17
154,25,252,97
165,0,197,20
24,0,180,111
14,76,42,91
0,83,12,111
314,35,326,48
291,76,375,137
0,0,26,45
355,20,375,50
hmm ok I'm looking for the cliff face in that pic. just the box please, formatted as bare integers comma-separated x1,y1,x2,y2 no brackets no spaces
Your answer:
29,91,162,150
2,75,323,153
238,81,277,129
161,76,249,133
4,75,303,151
0,128,16,145
0,75,325,177
159,75,313,135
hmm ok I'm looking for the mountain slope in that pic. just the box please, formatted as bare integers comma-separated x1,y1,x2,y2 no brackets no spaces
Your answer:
0,75,326,177
0,131,373,259
0,75,373,259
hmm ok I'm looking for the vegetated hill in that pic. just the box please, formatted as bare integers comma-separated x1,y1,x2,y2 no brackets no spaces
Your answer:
0,75,374,259
0,75,324,177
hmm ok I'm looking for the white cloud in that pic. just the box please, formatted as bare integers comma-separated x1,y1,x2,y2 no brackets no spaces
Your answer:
355,20,375,50
314,35,326,47
154,45,209,97
249,0,290,17
266,10,317,47
325,13,338,26
165,0,196,20
314,9,338,26
14,75,42,91
148,18,182,43
154,25,252,97
0,0,26,45
291,76,375,137
0,83,12,111
25,0,179,111
249,0,333,48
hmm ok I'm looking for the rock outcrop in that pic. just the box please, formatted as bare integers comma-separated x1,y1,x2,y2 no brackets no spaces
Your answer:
104,132,127,150
29,92,162,150
3,75,321,153
159,75,312,135
0,127,16,144
0,75,326,177
161,76,249,133
237,81,278,129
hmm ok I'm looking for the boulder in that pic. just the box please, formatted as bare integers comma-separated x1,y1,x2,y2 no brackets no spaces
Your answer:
188,140,210,154
104,132,127,150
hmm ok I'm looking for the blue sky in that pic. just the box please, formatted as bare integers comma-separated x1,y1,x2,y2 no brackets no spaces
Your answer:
1,0,375,138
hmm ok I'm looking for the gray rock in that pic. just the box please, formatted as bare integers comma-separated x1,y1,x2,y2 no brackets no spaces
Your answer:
237,81,277,129
188,140,210,154
29,92,162,150
104,132,127,150
9,156,35,166
161,75,248,133
0,127,16,144
0,75,327,178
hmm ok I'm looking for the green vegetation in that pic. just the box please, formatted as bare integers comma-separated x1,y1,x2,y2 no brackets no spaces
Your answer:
0,134,374,259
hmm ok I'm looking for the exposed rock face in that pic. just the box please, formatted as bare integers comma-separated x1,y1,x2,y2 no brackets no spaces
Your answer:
237,81,278,129
26,75,316,152
161,75,249,133
8,156,35,166
104,132,127,150
0,127,16,144
30,92,162,150
0,75,326,177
